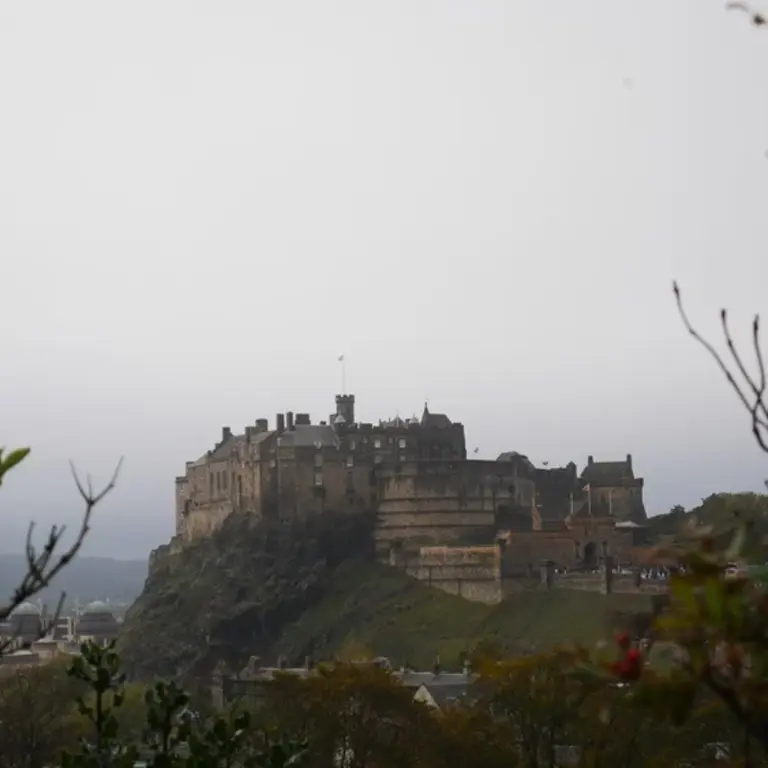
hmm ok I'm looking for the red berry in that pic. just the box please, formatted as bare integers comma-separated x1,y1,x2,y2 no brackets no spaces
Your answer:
615,632,631,650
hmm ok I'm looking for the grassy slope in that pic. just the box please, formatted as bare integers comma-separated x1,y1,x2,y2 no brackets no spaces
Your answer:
273,560,652,669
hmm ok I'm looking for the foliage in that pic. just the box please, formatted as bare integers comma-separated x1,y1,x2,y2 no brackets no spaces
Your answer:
588,518,768,763
0,658,87,768
59,640,310,768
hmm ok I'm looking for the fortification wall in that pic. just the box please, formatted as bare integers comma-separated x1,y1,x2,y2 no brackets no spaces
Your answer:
393,545,502,604
183,501,234,543
375,462,521,553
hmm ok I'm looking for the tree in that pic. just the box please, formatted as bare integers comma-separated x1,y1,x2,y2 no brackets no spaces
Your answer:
0,658,86,768
0,448,121,654
256,663,430,768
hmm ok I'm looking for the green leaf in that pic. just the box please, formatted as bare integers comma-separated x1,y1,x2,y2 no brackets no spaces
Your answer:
0,447,30,482
703,578,725,625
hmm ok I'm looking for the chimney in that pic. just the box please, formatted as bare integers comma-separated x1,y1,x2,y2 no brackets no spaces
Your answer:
222,426,232,442
626,453,632,471
256,418,268,433
245,426,253,441
296,413,311,426
286,411,295,431
587,455,594,466
276,413,285,434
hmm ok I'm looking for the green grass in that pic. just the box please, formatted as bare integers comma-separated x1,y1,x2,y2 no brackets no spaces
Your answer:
273,560,653,669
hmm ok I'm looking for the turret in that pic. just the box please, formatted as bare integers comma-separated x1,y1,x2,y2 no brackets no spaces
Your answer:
335,394,355,424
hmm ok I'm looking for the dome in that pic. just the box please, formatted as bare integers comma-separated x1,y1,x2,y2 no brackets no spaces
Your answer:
76,601,119,641
12,601,40,616
83,600,111,615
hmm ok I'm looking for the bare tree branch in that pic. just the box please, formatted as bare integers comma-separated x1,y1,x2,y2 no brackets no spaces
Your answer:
673,282,768,454
726,1,767,27
0,457,123,655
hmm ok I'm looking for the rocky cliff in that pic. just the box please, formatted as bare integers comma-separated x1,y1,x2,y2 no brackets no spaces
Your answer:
118,508,374,683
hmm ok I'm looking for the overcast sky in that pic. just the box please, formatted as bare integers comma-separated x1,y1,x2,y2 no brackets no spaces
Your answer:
2,1,767,560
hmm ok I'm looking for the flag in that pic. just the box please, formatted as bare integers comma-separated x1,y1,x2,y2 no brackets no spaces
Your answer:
582,483,591,492
338,354,344,362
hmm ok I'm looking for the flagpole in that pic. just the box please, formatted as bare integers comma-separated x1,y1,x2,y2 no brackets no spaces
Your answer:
338,355,346,394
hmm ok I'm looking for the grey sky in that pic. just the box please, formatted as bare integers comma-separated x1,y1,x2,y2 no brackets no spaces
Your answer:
2,1,767,560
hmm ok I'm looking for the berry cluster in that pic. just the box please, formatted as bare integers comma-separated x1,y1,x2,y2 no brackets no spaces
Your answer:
608,632,644,681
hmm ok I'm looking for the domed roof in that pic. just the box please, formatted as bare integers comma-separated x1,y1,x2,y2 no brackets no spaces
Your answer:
12,601,40,616
83,600,112,615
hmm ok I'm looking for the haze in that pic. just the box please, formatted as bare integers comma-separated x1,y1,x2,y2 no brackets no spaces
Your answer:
2,1,767,560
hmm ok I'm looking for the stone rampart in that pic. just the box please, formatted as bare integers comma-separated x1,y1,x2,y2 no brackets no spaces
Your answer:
393,545,502,604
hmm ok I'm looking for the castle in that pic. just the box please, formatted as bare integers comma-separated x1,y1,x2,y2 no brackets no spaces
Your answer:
171,394,652,603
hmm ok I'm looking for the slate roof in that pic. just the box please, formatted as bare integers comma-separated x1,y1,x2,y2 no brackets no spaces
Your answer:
199,430,273,464
420,404,452,429
580,459,633,484
423,413,452,429
395,670,476,689
277,424,340,448
417,681,472,709
497,452,537,475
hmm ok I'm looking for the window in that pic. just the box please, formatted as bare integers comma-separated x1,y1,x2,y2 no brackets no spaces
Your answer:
216,473,222,492
346,455,354,468
210,474,214,494
223,472,228,490
398,438,406,449
314,453,324,468
399,453,406,463
349,439,356,451
374,454,383,465
313,471,323,487
373,437,382,449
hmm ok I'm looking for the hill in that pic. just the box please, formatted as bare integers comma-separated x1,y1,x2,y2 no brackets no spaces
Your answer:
0,553,147,610
647,492,768,555
118,509,651,682
271,559,652,669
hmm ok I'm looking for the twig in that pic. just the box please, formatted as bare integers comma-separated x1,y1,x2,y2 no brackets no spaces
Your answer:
673,282,768,454
0,458,123,654
726,1,767,27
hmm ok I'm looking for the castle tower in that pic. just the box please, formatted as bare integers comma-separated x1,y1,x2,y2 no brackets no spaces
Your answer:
335,394,355,425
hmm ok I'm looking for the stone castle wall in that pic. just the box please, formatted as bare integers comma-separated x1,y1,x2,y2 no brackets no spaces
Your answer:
391,545,503,604
375,460,530,556
387,544,666,604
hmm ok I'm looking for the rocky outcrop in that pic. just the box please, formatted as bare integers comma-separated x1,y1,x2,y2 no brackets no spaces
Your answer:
118,509,374,683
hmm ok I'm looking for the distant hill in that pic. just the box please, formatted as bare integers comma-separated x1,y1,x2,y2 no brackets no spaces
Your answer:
648,492,768,539
0,553,148,610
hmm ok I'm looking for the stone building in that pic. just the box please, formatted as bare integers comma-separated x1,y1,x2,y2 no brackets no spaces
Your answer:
169,392,650,602
0,602,43,648
174,395,466,545
75,601,120,647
